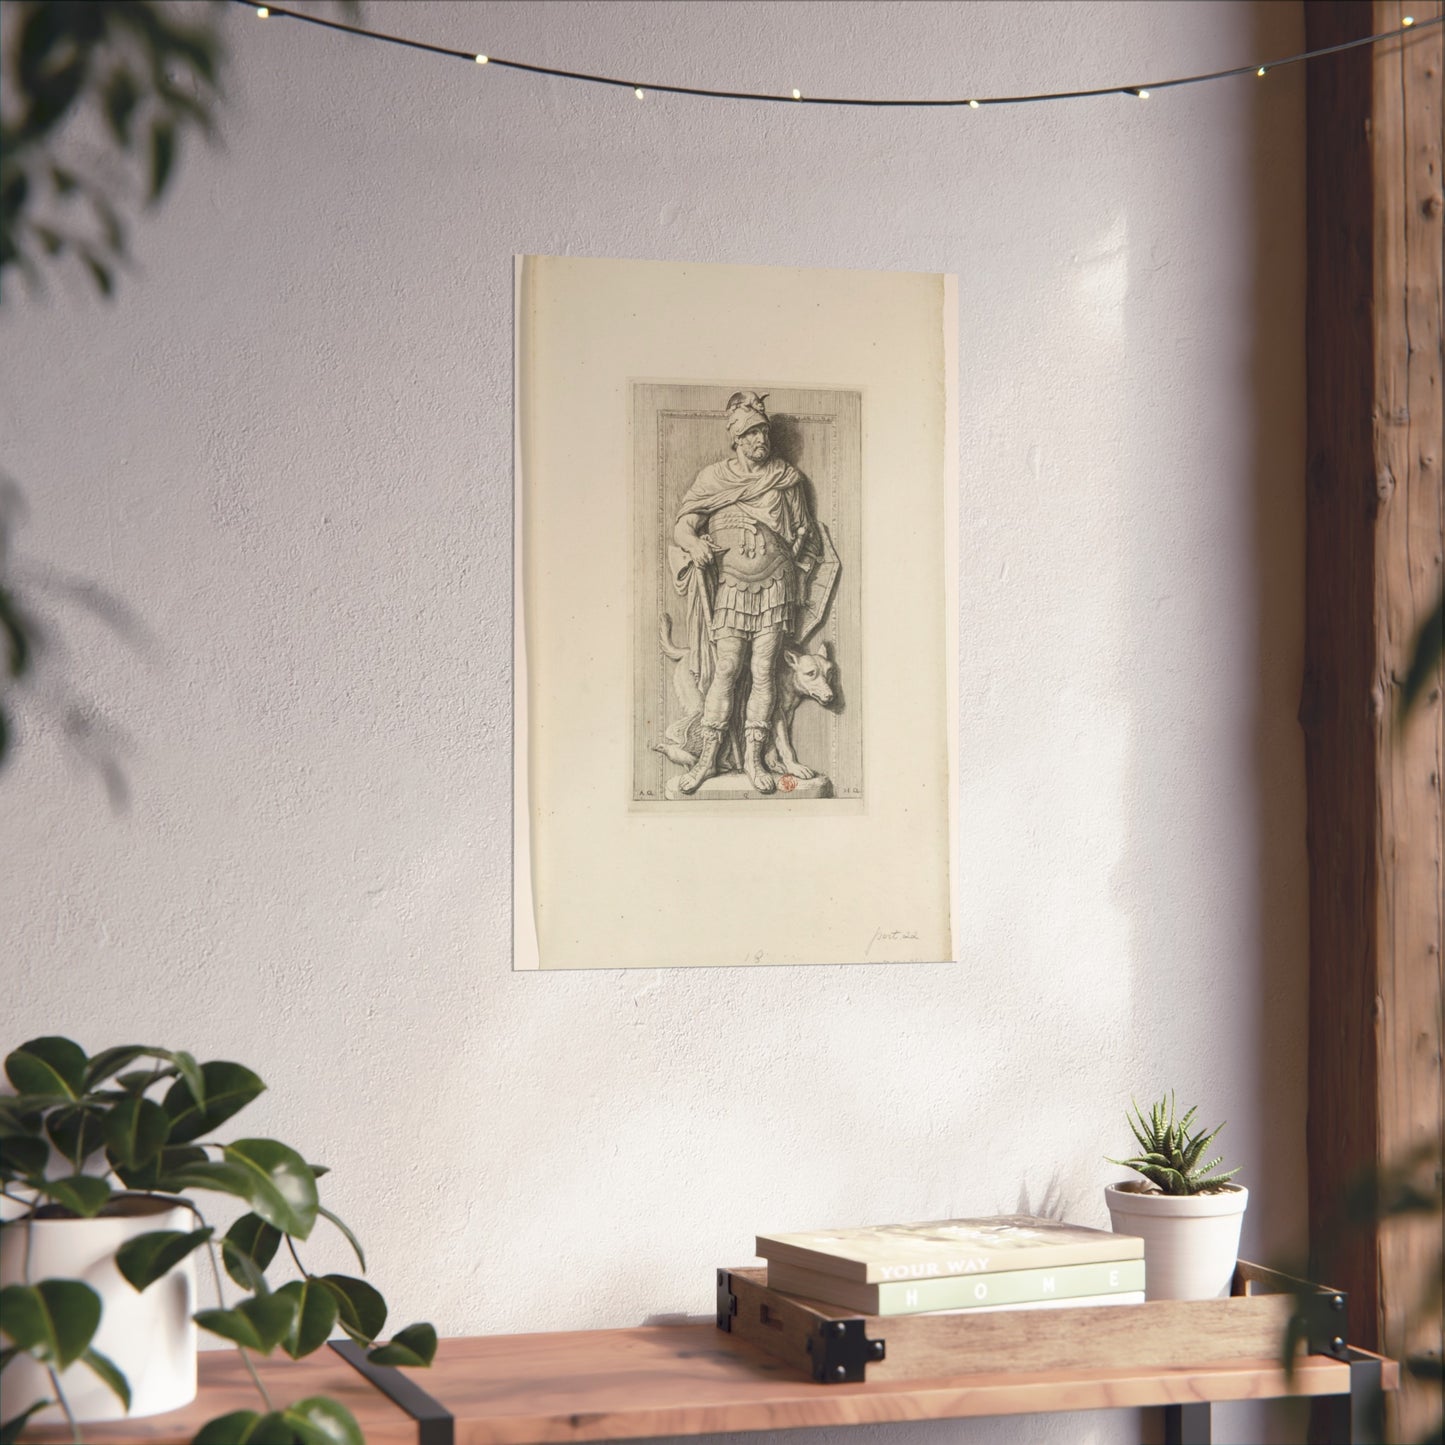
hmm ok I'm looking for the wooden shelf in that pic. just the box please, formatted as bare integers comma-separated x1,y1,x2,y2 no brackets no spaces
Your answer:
19,1322,1399,1445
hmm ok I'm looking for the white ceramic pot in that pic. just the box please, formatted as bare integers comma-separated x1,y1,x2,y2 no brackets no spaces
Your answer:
0,1194,198,1422
1104,1181,1249,1301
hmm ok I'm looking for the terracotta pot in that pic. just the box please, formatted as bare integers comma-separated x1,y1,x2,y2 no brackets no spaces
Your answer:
0,1193,198,1422
1104,1180,1248,1301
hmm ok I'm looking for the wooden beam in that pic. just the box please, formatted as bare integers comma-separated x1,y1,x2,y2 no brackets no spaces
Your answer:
1303,2,1444,1439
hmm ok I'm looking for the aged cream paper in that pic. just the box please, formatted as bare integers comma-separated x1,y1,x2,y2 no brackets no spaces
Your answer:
515,255,956,969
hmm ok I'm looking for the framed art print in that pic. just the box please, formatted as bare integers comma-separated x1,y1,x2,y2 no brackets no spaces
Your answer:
515,255,957,968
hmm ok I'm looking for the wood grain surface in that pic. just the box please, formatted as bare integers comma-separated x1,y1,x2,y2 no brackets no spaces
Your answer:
425,1324,1393,1445
1303,3,1444,1439
14,1323,1398,1445
18,1348,417,1445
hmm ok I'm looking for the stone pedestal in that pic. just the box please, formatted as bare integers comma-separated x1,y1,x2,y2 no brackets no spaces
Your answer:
663,771,833,801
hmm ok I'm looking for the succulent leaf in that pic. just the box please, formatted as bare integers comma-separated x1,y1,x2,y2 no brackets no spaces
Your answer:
1109,1092,1241,1196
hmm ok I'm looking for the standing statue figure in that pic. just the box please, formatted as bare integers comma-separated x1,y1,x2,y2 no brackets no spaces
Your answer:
668,391,825,794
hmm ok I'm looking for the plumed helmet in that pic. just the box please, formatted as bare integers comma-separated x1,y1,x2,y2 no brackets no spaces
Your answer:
724,390,770,438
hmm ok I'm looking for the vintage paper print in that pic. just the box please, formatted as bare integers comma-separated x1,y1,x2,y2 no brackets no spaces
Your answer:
515,254,956,969
633,384,861,806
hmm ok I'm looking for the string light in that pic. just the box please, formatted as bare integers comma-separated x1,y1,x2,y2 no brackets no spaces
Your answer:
234,2,1440,110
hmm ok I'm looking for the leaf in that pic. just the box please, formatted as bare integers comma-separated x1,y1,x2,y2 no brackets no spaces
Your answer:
116,1226,213,1291
0,1280,101,1367
103,1094,171,1168
275,1278,339,1359
0,1096,44,1135
81,1346,131,1409
367,1322,437,1368
1,1401,53,1445
114,1142,207,1192
194,1292,298,1355
220,1139,318,1240
148,118,176,203
318,1205,365,1272
163,1159,272,1225
193,1411,298,1445
114,1066,176,1093
35,1173,112,1216
5,1037,87,1099
86,1045,195,1101
0,1134,48,1180
318,1274,386,1346
168,1051,205,1111
45,1103,104,1173
162,1061,264,1144
282,1397,365,1445
223,1213,281,1289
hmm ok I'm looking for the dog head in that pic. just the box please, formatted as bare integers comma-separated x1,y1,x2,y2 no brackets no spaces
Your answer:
783,642,835,706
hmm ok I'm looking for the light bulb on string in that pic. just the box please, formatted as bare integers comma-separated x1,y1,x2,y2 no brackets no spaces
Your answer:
217,0,1442,114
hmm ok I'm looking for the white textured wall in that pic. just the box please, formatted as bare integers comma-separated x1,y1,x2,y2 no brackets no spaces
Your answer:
1,3,1307,1442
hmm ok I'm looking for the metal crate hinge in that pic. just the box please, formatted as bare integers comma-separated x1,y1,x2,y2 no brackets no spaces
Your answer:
805,1317,886,1382
716,1269,738,1331
1299,1284,1351,1361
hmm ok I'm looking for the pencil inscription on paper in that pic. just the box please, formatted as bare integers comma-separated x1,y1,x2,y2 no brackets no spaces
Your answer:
634,384,861,805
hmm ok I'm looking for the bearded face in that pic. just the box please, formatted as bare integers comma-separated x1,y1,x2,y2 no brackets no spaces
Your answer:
736,424,772,466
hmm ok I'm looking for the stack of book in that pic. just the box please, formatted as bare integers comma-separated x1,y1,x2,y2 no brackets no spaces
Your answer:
756,1215,1145,1316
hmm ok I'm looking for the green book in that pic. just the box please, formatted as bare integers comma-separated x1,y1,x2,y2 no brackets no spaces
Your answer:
766,1256,1146,1315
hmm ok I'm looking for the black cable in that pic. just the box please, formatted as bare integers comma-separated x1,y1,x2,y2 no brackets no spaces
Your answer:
232,2,1441,109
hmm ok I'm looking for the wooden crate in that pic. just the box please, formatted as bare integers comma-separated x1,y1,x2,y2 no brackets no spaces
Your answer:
717,1261,1353,1384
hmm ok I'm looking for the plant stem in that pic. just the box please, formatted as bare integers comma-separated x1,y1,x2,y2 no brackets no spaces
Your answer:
201,1223,273,1412
45,1364,81,1445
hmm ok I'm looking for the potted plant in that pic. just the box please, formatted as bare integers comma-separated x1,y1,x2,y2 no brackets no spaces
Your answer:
1104,1092,1248,1301
0,1036,436,1443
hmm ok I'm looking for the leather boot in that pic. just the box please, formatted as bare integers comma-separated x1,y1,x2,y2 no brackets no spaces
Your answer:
679,726,722,794
743,726,775,793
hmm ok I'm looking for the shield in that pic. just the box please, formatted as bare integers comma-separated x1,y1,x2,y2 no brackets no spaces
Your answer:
799,521,840,643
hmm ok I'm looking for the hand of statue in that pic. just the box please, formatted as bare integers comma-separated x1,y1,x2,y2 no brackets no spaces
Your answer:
683,535,721,569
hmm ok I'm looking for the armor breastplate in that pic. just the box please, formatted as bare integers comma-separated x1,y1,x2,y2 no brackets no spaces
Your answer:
711,506,789,585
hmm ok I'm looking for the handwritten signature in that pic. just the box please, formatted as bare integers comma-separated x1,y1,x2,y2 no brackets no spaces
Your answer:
866,926,920,956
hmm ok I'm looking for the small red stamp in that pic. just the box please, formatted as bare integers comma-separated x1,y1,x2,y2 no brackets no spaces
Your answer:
778,775,798,792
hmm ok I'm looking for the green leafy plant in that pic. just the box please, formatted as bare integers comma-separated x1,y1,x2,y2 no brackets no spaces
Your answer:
0,1036,436,1444
1107,1091,1242,1196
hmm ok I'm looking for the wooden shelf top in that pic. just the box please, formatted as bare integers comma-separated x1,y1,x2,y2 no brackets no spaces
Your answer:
19,1323,1400,1445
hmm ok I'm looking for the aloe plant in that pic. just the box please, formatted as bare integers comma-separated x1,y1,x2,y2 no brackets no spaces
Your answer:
0,1036,436,1444
1108,1092,1241,1196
